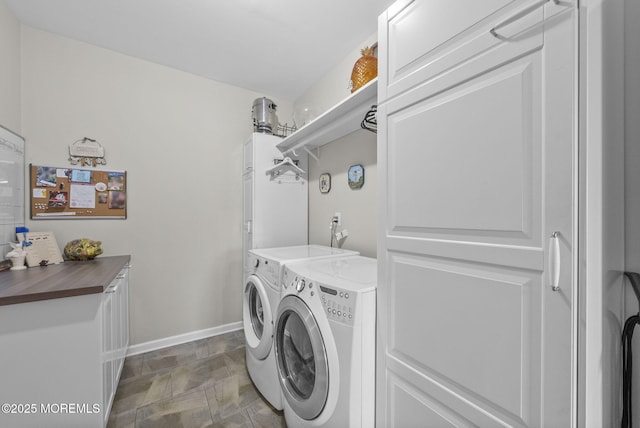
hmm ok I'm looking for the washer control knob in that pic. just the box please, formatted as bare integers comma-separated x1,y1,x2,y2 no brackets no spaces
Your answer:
296,279,306,292
254,259,260,268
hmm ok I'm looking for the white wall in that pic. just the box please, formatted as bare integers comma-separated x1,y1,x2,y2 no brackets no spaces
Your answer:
20,26,292,345
308,130,377,257
293,33,378,123
624,0,640,424
295,32,378,257
0,0,21,133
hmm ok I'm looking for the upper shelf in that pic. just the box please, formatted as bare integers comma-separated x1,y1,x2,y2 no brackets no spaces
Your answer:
276,78,377,154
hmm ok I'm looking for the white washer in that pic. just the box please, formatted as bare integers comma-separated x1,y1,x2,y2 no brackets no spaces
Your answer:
274,256,377,427
243,245,359,410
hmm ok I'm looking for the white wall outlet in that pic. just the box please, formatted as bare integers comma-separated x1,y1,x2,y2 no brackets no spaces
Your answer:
334,212,342,226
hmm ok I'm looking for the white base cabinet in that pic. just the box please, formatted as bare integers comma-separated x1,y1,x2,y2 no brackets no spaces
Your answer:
0,259,130,427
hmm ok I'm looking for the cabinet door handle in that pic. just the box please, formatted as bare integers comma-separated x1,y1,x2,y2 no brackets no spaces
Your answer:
490,0,559,37
549,232,561,292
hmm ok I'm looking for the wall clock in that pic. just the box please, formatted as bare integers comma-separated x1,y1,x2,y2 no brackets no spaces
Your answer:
319,173,331,193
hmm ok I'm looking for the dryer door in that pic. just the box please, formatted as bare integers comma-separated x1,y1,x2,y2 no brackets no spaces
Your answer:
275,295,329,420
243,275,273,359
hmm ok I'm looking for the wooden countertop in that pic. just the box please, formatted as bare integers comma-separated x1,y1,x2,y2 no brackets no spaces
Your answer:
0,255,130,306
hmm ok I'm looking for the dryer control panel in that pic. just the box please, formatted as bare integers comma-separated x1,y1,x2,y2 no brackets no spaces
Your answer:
319,284,356,325
283,269,356,326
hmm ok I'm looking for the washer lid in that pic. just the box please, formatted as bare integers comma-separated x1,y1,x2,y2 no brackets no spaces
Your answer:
249,244,358,263
286,256,377,292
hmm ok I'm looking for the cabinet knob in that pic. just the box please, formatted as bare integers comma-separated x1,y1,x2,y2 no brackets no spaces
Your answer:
105,284,119,294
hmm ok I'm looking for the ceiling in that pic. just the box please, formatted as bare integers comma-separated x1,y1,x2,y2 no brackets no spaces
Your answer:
6,0,394,101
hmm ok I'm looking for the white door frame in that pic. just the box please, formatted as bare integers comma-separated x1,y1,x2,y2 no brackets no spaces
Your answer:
579,0,626,426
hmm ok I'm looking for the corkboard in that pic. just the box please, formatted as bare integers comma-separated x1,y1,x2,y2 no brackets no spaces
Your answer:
30,164,127,219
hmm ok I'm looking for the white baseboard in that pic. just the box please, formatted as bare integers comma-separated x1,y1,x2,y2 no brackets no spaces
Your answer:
126,321,243,356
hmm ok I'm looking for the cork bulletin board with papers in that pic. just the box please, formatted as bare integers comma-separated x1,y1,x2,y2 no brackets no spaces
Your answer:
30,164,126,219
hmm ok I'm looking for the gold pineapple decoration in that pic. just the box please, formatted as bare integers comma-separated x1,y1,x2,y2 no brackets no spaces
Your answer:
350,44,378,93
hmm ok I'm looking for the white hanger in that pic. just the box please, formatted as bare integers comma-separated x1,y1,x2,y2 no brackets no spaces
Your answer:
265,157,306,178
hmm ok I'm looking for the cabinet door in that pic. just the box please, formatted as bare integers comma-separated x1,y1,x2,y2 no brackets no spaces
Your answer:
243,137,255,268
377,1,577,427
243,173,253,268
380,0,547,101
115,267,129,366
243,137,253,174
102,291,114,426
121,266,130,353
103,266,130,425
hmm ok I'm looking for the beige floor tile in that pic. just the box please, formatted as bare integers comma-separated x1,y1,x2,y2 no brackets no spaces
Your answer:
205,374,261,421
106,407,136,428
120,354,144,381
141,340,213,375
171,354,230,396
224,347,247,374
211,409,255,428
136,389,213,428
206,331,246,356
111,371,172,415
246,398,286,428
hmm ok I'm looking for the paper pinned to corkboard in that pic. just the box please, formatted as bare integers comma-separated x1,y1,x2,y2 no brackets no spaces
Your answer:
18,232,64,267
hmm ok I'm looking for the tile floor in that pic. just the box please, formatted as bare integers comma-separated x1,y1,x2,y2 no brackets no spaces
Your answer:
107,330,286,428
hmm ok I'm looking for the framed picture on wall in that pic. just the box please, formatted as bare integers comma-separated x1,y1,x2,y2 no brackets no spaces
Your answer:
348,164,364,190
319,173,331,193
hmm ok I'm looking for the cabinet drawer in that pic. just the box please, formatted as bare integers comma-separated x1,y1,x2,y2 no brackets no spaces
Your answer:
378,0,561,101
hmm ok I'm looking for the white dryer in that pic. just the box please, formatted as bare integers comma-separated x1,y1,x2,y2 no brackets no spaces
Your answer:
243,245,359,410
274,256,377,427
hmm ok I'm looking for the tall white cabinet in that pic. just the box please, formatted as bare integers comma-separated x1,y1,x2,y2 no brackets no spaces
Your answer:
377,0,624,426
242,133,308,270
